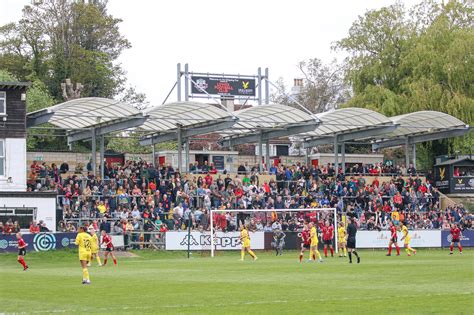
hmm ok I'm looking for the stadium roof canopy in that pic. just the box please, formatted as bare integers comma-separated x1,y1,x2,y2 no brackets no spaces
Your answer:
299,108,396,148
139,102,236,146
371,111,471,150
219,104,320,147
26,97,146,142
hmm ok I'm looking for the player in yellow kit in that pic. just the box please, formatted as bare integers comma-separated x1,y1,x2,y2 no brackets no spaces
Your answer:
309,222,323,262
400,222,417,256
88,226,102,267
75,226,93,284
337,222,347,257
240,225,257,261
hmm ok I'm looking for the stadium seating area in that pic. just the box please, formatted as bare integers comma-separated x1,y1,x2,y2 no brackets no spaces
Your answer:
3,159,465,237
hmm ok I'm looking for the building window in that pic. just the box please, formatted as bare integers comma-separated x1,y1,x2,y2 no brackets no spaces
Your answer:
0,139,4,176
0,91,5,115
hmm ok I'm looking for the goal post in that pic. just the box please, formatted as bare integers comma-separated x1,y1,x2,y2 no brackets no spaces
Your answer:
210,208,338,257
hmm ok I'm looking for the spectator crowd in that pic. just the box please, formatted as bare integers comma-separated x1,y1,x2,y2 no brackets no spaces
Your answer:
5,158,466,239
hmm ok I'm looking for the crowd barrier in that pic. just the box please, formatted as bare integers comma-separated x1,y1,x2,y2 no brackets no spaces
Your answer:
0,232,124,253
2,230,472,253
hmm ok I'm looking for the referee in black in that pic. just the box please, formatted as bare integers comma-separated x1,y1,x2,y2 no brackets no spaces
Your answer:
346,217,360,264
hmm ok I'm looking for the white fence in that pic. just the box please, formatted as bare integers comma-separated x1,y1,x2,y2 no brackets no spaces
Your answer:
356,230,441,248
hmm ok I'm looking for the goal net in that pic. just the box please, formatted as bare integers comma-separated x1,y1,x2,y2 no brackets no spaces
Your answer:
210,208,338,257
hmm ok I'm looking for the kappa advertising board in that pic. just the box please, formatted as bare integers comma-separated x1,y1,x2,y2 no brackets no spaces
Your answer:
441,229,474,247
0,233,125,253
165,231,265,250
356,230,441,248
191,76,256,97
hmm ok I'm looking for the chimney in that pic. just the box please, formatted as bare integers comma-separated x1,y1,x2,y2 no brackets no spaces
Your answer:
221,96,235,112
291,78,303,96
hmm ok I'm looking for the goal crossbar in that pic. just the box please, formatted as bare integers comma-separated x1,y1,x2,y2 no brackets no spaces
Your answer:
210,208,338,257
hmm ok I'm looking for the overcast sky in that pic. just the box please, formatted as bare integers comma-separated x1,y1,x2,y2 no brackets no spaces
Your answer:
1,0,422,106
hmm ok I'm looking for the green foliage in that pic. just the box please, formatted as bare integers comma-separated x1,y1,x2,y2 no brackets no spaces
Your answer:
0,69,17,81
0,0,130,100
336,0,474,163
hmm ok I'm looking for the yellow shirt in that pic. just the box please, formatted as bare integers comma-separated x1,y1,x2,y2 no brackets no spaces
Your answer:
401,225,409,238
241,229,249,241
310,227,318,244
75,232,92,254
90,233,99,253
98,204,106,214
392,211,400,221
338,226,346,240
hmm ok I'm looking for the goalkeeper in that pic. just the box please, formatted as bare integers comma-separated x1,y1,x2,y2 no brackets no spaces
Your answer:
272,228,286,256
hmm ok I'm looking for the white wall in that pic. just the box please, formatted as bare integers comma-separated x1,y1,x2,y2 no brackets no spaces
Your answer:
0,138,26,191
1,197,56,232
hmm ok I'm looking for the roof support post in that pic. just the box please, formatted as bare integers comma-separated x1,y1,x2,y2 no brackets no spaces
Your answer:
334,136,339,177
100,135,105,180
185,138,190,173
151,143,156,167
405,137,410,169
258,130,263,172
177,126,182,173
264,68,270,105
341,142,346,175
265,138,270,172
305,148,310,168
257,67,262,105
184,63,189,102
413,143,417,170
91,128,96,177
177,63,182,102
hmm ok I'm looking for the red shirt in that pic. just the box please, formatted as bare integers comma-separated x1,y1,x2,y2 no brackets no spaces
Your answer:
102,234,113,248
390,226,397,239
450,228,461,240
301,230,311,245
322,226,334,241
18,238,26,249
29,225,40,234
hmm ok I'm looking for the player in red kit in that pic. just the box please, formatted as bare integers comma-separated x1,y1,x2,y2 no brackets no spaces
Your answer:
322,221,334,257
16,232,29,271
386,220,400,256
449,224,462,255
101,230,117,265
299,223,311,262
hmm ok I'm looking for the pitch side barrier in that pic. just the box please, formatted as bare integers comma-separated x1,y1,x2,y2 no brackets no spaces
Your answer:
0,232,125,253
163,230,474,251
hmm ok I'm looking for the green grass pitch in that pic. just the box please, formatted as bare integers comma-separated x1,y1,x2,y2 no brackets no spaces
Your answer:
0,249,472,314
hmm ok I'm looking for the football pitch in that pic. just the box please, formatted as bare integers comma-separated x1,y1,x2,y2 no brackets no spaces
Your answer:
0,249,472,314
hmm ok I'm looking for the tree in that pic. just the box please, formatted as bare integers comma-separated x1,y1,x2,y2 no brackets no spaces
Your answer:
0,0,130,99
271,58,349,113
335,0,473,167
